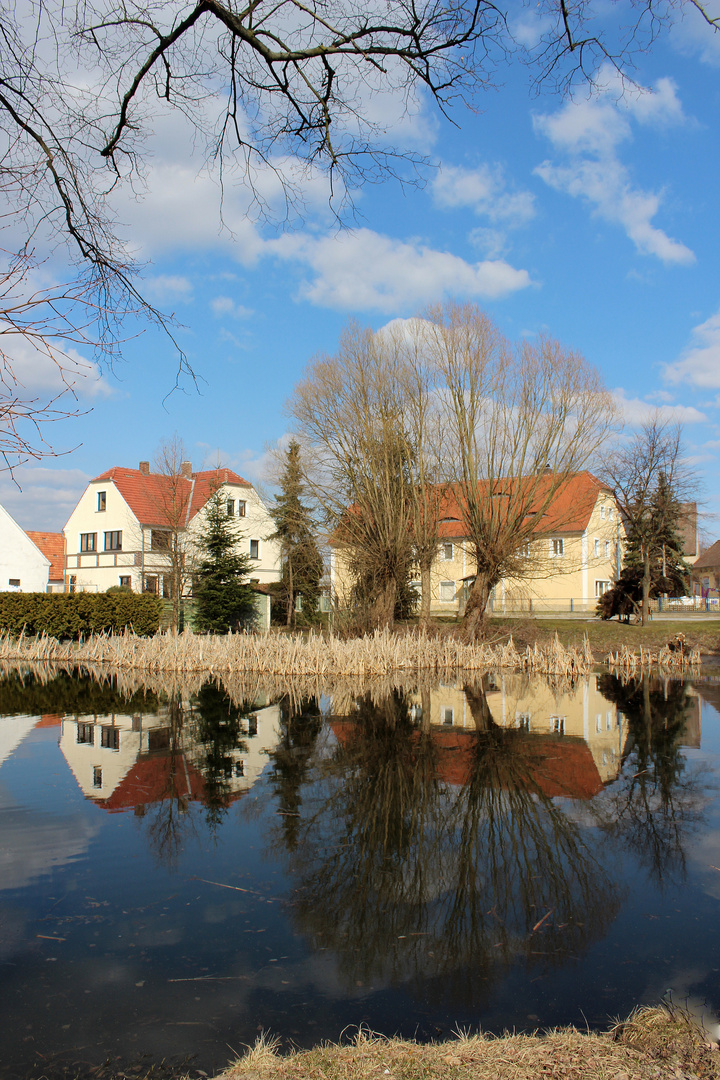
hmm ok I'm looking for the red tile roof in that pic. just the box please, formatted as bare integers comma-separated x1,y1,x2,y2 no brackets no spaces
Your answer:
436,471,610,539
93,753,244,812
26,531,64,580
89,467,251,528
694,539,720,570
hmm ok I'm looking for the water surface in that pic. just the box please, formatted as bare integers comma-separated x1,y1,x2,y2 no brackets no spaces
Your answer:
1,667,719,1079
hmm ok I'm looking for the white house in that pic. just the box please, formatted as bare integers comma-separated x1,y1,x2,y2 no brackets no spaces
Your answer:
0,501,51,592
63,461,281,599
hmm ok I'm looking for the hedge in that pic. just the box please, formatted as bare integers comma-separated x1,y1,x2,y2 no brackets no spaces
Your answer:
0,592,164,639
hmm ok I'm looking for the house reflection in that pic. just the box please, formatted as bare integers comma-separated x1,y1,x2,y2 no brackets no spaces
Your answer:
58,693,281,813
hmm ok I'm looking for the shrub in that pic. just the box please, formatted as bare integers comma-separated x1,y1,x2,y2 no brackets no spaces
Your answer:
0,592,163,639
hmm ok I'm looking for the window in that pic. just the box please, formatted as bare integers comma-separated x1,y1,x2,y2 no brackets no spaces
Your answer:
295,594,303,611
595,580,611,596
100,727,120,751
226,499,235,517
441,706,454,726
80,532,97,553
594,539,601,557
550,538,564,557
77,722,94,744
248,716,258,737
93,766,102,789
119,576,131,588
515,712,531,731
104,531,122,551
235,760,246,778
439,579,455,602
151,530,170,551
250,539,260,559
551,715,565,735
143,575,158,594
520,541,530,558
608,507,614,520
595,713,602,733
319,594,331,613
600,504,605,519
97,491,106,512
237,501,246,517
441,542,454,561
605,540,611,558
8,578,20,587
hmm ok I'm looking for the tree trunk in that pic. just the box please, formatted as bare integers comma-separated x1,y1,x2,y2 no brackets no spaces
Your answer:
286,555,294,627
370,578,396,630
462,573,492,642
642,546,651,627
463,682,496,731
420,563,432,628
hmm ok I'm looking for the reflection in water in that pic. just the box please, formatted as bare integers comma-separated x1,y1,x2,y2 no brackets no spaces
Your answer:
270,685,619,1002
0,665,715,1077
593,673,706,884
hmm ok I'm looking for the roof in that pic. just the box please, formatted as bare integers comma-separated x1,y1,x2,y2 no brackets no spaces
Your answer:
88,466,252,528
693,539,720,570
26,531,64,580
92,752,244,813
437,472,610,539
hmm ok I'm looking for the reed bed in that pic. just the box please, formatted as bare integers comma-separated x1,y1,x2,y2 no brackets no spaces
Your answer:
0,626,595,678
605,634,701,676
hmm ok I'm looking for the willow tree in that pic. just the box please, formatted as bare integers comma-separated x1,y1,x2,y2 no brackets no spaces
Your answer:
288,321,442,630
422,302,617,639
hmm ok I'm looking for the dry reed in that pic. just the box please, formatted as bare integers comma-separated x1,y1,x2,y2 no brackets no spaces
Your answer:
605,633,701,676
0,627,595,678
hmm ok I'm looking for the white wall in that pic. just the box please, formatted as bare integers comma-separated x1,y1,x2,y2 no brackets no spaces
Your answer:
0,503,50,592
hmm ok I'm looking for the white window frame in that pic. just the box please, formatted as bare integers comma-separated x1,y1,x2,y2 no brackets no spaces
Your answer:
440,542,454,561
438,579,455,602
550,538,564,557
595,580,611,596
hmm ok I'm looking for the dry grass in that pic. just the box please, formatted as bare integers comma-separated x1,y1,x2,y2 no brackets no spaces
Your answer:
0,627,597,678
220,1008,718,1080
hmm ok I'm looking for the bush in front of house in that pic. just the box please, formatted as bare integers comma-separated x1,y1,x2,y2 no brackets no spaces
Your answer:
0,592,164,639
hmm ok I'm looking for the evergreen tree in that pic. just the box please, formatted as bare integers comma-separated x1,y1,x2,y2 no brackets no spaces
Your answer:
272,440,324,626
194,487,257,633
598,472,691,621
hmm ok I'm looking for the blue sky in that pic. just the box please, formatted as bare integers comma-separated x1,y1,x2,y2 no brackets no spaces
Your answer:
3,3,720,538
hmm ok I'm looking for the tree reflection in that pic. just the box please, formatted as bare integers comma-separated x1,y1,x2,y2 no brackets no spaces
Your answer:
276,685,617,1001
188,683,251,831
141,692,199,869
593,673,706,884
267,695,323,851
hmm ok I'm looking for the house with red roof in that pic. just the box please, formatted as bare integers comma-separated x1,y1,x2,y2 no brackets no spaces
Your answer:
62,460,281,607
0,501,53,592
331,471,624,615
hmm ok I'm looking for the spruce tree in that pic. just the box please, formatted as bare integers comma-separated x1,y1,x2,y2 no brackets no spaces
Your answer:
194,487,257,633
598,472,690,620
272,440,324,626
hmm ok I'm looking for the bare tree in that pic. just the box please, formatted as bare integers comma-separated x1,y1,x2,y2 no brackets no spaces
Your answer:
422,302,617,639
153,437,194,631
600,415,695,627
288,321,440,630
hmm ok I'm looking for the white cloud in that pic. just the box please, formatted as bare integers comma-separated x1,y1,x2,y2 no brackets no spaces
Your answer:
0,465,91,531
0,334,115,400
210,296,253,319
431,164,535,226
270,228,531,312
669,1,720,67
663,308,720,390
534,72,694,265
142,275,194,303
613,388,707,425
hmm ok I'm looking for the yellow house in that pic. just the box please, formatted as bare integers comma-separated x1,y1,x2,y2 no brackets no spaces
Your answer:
331,471,624,616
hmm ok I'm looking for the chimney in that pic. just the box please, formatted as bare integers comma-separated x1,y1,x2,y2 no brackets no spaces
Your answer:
139,461,150,475
181,460,193,479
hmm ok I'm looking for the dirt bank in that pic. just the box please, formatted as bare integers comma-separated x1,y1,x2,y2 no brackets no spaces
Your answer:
221,1008,719,1080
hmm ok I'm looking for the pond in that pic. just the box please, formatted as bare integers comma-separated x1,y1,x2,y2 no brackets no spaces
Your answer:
1,665,719,1080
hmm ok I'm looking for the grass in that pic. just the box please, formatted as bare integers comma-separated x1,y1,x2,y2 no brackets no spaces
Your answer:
483,616,720,658
221,1007,719,1080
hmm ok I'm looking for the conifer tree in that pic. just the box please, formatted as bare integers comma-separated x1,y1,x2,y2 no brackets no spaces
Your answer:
598,472,691,621
272,440,324,626
194,488,257,633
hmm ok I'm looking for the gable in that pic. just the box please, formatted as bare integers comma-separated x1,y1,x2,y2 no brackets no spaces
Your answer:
88,467,253,528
